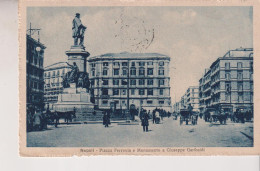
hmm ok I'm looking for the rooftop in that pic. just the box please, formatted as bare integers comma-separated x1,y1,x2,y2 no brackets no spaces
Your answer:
88,52,170,61
44,62,69,70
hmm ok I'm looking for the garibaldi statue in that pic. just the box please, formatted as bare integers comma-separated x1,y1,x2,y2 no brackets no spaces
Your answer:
72,13,87,46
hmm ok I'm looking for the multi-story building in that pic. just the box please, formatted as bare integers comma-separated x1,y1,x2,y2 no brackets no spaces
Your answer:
199,68,211,113
199,48,253,113
178,86,199,112
26,34,46,110
88,52,172,112
186,86,199,111
173,101,181,113
43,62,71,109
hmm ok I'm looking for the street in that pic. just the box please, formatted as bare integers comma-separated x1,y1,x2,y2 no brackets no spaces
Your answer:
27,117,253,147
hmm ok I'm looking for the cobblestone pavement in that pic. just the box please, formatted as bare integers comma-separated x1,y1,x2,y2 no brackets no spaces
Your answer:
27,117,253,147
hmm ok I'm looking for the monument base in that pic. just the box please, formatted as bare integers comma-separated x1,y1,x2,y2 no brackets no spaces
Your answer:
53,84,100,121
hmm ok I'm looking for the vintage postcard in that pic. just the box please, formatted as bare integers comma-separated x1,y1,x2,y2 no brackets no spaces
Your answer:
19,0,260,156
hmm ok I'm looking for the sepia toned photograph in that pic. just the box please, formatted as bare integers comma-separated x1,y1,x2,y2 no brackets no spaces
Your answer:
19,0,260,156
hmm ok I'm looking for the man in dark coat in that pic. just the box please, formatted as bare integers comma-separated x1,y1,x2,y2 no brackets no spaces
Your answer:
103,112,110,127
141,112,149,132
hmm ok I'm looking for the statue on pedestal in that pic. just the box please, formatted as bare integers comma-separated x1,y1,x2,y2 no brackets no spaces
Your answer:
72,13,87,46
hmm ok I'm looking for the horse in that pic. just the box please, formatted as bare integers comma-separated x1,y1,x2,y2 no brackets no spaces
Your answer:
45,110,76,127
54,111,76,127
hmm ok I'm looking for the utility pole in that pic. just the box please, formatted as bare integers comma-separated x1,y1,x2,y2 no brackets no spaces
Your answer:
27,23,41,42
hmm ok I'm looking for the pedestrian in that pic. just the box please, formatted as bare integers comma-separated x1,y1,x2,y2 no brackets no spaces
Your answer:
33,107,42,131
103,111,109,127
141,112,149,132
152,110,156,124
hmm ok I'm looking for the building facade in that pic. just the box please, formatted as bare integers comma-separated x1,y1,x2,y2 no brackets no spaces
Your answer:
199,48,253,113
177,86,199,112
43,62,71,109
88,52,172,112
26,35,46,109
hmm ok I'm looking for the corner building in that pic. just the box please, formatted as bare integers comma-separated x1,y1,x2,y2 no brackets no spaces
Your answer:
26,35,46,109
199,48,253,113
88,52,172,112
43,62,71,109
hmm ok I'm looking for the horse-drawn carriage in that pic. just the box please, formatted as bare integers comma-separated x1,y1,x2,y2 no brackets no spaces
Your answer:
205,108,227,124
179,109,198,125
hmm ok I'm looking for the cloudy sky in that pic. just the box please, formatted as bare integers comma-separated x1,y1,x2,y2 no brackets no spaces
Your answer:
27,6,253,102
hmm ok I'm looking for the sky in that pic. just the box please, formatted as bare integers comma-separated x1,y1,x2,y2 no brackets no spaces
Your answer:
27,6,253,102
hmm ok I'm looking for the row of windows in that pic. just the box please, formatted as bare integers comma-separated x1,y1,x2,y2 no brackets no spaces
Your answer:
225,82,253,92
101,88,165,96
27,66,43,78
224,62,253,70
94,79,165,86
101,99,166,105
44,69,66,78
98,61,165,67
92,67,164,76
224,72,253,80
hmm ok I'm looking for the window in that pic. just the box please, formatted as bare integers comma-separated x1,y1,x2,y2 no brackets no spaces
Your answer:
122,89,126,95
130,67,136,75
122,69,127,76
158,79,165,86
102,79,108,85
113,79,119,85
225,72,230,80
250,62,253,71
131,89,135,95
103,69,108,76
103,62,108,66
237,72,243,80
121,79,127,85
238,82,243,91
122,62,128,66
159,89,164,95
48,72,50,77
159,67,164,75
147,68,153,75
159,101,164,104
113,89,119,95
237,62,242,69
131,62,135,67
91,63,95,67
114,69,119,75
62,69,65,76
238,92,243,102
147,79,154,85
159,61,164,66
130,79,136,85
225,83,231,92
147,89,153,95
91,80,95,86
139,79,145,85
147,61,153,65
225,62,230,69
139,62,145,66
139,89,145,95
102,100,108,105
52,71,55,77
147,100,153,104
102,89,108,95
113,62,120,66
92,69,95,76
139,67,145,76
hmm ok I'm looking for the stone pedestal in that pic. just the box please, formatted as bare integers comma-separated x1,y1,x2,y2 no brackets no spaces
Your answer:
66,45,90,72
53,46,95,121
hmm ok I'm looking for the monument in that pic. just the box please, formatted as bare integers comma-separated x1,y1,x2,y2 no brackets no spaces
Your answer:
54,13,98,121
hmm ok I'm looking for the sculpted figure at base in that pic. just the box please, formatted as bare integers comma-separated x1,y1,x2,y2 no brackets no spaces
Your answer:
67,62,79,83
72,13,87,46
